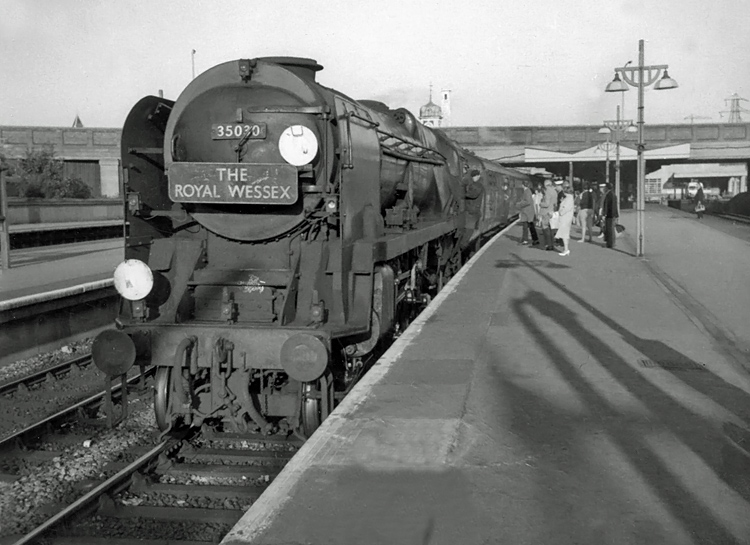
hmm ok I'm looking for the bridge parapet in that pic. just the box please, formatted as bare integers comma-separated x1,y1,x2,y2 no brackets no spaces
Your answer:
0,126,120,161
443,123,750,154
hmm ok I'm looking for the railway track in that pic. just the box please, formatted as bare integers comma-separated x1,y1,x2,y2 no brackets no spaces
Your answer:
0,366,153,452
713,211,750,224
9,430,300,545
0,355,95,397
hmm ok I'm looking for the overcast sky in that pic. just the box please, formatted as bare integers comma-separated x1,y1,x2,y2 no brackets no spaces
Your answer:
1,0,748,129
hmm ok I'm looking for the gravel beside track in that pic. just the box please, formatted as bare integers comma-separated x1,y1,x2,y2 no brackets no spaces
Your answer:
0,405,158,538
59,516,234,543
0,340,93,385
36,433,298,544
0,351,146,440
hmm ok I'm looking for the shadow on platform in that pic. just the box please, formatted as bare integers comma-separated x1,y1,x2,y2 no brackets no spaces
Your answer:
495,259,570,270
478,253,750,543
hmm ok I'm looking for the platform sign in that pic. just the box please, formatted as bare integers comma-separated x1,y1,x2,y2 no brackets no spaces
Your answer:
168,162,298,205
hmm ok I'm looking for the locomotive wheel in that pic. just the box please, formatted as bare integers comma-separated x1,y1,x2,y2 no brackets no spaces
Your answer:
300,373,334,438
154,367,174,431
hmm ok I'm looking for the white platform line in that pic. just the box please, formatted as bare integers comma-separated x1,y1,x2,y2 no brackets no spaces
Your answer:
221,220,518,544
0,279,114,312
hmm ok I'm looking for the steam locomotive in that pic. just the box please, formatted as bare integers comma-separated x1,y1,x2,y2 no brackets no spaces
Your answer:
92,57,538,438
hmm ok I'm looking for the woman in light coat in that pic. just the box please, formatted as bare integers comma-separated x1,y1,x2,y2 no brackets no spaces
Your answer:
555,188,575,256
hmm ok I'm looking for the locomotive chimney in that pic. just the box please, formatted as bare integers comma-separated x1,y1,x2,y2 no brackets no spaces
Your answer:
259,57,323,82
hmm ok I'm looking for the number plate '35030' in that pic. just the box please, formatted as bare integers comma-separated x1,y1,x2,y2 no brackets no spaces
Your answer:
211,123,267,140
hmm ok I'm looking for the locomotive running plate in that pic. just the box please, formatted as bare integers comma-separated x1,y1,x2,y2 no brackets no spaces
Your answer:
168,162,298,204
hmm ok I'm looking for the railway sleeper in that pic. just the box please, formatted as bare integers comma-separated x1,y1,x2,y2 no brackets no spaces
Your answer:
129,479,267,501
178,445,295,463
49,538,215,545
164,462,285,477
97,495,244,525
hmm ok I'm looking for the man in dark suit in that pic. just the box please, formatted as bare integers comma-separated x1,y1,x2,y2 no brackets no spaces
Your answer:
577,182,595,243
601,182,618,248
539,179,558,251
595,182,606,239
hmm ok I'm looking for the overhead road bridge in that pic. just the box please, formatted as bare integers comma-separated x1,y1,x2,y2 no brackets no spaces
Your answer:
442,123,750,189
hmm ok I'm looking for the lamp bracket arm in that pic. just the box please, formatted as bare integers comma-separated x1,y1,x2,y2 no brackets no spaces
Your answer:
616,65,669,88
643,68,662,87
604,119,634,132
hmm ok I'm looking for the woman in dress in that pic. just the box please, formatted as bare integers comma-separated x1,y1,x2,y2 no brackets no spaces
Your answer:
532,184,543,220
556,187,575,256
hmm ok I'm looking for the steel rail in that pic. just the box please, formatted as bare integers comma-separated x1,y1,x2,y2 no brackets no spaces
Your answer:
10,438,174,545
11,432,296,545
714,212,750,224
0,366,155,450
0,354,93,396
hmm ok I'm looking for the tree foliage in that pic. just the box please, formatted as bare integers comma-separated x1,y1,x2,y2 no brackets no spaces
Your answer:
17,146,92,199
44,177,93,199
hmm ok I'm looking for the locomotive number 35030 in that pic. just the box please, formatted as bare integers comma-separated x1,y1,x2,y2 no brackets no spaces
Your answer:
211,123,267,140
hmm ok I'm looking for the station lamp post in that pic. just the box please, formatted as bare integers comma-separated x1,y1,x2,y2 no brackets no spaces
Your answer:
605,39,678,257
596,129,615,186
599,106,637,207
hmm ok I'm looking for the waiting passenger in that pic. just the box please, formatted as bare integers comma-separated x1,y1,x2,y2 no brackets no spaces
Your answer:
601,182,618,248
553,179,565,245
556,185,575,256
516,179,539,246
539,180,558,251
532,184,543,219
596,182,607,239
694,182,705,220
578,183,595,243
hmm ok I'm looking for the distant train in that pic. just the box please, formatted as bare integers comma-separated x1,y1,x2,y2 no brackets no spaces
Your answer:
92,56,540,437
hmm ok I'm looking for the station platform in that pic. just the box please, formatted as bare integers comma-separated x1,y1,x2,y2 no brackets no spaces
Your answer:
8,219,122,233
0,239,122,306
224,205,750,545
